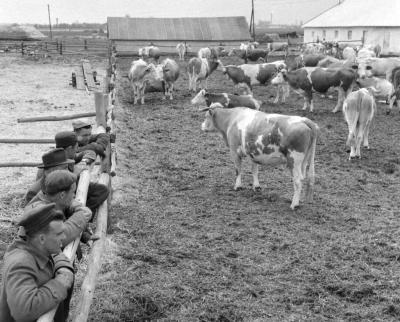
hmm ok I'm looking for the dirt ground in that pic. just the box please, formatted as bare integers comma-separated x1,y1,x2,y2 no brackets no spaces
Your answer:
2,53,400,321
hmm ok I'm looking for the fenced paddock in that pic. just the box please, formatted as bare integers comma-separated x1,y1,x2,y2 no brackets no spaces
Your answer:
1,45,400,321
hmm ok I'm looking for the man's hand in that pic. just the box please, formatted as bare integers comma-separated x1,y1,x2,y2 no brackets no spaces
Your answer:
55,268,74,289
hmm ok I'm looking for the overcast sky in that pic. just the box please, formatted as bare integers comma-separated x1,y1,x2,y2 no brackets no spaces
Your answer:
1,0,338,25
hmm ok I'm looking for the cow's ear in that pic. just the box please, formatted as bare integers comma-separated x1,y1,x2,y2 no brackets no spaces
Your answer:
366,66,372,70
351,65,358,70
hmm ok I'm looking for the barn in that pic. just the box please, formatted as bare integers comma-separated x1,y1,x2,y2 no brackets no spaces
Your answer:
302,0,400,55
107,16,251,56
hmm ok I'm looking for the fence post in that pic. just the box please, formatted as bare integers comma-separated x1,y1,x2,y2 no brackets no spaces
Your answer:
59,41,63,55
84,39,87,50
56,39,59,51
21,42,24,55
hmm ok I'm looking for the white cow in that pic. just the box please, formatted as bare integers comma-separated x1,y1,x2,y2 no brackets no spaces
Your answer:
128,59,154,104
357,77,395,108
176,43,190,61
151,58,180,100
343,88,376,159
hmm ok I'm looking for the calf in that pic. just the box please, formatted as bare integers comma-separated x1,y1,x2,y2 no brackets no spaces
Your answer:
200,105,319,210
151,58,180,100
198,47,218,60
271,67,356,112
187,57,219,92
128,59,154,104
176,43,190,61
342,46,356,61
356,76,394,107
343,88,376,159
191,89,263,110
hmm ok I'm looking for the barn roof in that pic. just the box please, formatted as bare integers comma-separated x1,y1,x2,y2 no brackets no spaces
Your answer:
107,16,251,41
0,24,46,40
303,0,400,28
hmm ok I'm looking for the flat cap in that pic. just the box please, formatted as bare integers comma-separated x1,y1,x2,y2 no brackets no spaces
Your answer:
55,131,77,148
18,203,65,235
38,148,75,169
44,170,77,195
72,119,92,130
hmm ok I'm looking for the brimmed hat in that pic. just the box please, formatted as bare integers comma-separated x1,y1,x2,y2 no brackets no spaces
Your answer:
44,170,77,195
37,148,75,169
18,203,65,235
72,119,92,130
55,131,78,148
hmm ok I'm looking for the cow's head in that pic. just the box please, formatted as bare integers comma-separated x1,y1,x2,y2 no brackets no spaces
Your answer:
355,60,373,79
191,89,208,105
271,69,287,85
200,103,223,132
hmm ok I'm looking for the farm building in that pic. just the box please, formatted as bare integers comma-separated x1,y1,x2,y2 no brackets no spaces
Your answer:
302,0,400,55
107,16,251,55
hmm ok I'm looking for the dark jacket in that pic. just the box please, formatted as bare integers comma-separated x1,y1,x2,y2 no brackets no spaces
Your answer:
77,133,109,157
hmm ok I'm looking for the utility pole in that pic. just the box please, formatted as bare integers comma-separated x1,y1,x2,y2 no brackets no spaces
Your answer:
249,0,255,41
47,4,53,40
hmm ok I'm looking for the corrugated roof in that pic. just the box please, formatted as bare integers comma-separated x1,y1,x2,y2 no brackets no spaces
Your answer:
0,24,46,40
303,0,400,28
107,16,250,41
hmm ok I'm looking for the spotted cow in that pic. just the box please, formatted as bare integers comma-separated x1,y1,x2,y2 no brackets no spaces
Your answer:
128,59,155,104
191,89,263,110
187,57,219,92
271,67,356,112
200,104,319,210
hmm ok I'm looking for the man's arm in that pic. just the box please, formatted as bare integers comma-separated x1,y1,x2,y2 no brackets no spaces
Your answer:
77,133,110,157
5,256,72,321
62,200,92,246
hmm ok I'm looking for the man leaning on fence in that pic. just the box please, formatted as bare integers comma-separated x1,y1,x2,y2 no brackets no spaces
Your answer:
0,203,75,322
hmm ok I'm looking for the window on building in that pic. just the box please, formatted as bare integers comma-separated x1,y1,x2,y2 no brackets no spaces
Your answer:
335,30,339,39
348,30,352,40
311,31,315,39
362,30,368,43
322,30,326,38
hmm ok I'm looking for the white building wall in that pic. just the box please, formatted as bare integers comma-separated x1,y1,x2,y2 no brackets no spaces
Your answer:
304,27,400,54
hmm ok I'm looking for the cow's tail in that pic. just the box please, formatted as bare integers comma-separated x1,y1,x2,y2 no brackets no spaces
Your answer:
187,65,196,92
302,118,319,202
343,94,361,147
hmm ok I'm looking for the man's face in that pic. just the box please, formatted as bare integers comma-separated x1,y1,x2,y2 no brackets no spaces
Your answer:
76,128,91,146
59,182,76,208
65,143,78,159
43,220,66,254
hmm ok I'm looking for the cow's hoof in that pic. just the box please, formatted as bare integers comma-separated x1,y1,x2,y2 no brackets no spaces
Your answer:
386,110,391,115
253,186,262,192
290,204,300,211
364,146,370,150
234,186,244,191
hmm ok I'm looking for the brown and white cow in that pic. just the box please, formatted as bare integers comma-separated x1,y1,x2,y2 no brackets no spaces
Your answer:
138,46,161,63
271,67,356,112
228,48,269,64
151,58,180,100
356,77,395,110
343,88,376,159
176,43,190,61
355,57,400,80
187,57,219,92
219,60,288,102
191,89,263,110
200,104,319,210
128,59,154,104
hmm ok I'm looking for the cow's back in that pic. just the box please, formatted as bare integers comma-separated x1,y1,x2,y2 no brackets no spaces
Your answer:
163,59,180,81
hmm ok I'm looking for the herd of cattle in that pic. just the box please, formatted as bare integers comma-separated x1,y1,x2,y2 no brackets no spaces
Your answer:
126,41,400,209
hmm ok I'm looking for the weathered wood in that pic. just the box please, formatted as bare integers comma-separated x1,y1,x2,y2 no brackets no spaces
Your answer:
0,162,41,167
82,60,96,90
72,173,110,322
17,112,96,123
94,92,107,129
0,138,54,144
37,169,91,322
75,66,85,90
110,145,117,177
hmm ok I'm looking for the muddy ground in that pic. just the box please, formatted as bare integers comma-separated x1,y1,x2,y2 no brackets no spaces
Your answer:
1,54,400,321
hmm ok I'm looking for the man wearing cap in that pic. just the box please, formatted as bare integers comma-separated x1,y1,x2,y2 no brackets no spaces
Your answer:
25,170,92,247
72,119,110,157
0,203,75,322
24,148,75,205
53,131,110,219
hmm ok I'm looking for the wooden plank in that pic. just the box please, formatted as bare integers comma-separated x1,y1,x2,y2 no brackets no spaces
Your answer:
75,66,85,90
0,138,54,144
18,111,96,123
0,162,41,167
82,60,96,90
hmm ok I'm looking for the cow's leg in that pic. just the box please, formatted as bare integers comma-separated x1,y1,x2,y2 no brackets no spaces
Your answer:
273,86,281,104
355,128,363,158
251,162,261,191
231,151,243,190
168,83,174,100
388,95,396,114
363,120,372,149
289,152,305,210
133,84,138,105
140,86,146,104
282,84,290,102
332,88,344,113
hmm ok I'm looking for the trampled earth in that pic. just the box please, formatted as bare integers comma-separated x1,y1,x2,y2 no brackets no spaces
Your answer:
1,54,400,321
